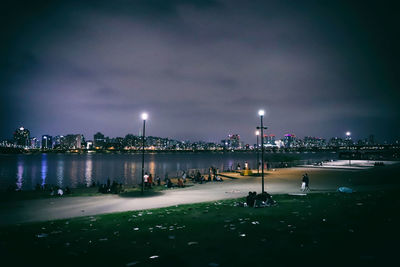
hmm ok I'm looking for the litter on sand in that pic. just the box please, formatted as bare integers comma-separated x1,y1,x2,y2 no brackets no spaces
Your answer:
36,233,48,238
126,261,139,266
338,187,353,193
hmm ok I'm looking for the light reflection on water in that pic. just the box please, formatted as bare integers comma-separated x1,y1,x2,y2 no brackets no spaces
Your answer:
56,158,64,188
85,155,92,187
16,157,24,190
0,152,337,190
41,154,47,187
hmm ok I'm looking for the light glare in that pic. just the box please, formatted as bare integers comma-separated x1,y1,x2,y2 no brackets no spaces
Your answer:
141,113,148,120
258,110,265,116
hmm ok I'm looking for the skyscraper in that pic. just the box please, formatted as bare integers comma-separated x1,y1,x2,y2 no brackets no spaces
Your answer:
13,127,30,147
41,135,53,149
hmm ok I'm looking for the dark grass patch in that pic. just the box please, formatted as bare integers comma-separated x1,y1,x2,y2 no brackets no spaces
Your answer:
1,191,399,266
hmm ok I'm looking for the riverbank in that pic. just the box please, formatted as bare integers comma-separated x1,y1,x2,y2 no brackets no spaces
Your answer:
1,190,399,266
1,164,399,226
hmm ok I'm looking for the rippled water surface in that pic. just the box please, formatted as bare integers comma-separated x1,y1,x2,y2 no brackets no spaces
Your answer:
0,152,337,190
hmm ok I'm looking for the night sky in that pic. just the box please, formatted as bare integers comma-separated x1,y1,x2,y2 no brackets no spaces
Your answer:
1,0,399,143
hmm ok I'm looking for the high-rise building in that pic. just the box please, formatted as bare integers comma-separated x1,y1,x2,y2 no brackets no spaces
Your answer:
94,132,106,149
64,134,83,149
53,135,65,149
30,137,40,148
41,135,53,149
13,127,30,147
228,134,240,149
283,134,296,148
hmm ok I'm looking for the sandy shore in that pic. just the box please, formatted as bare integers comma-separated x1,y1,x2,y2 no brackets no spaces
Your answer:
1,163,399,226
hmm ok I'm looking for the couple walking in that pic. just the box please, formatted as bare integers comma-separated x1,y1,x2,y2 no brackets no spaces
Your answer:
301,173,310,191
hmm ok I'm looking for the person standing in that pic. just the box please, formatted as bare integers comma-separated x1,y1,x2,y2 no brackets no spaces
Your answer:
148,174,153,188
304,173,310,191
182,171,187,183
144,172,149,188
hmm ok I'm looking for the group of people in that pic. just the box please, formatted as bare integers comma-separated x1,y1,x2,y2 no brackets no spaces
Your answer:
31,183,72,196
98,179,124,194
143,173,162,188
246,191,276,207
182,168,223,184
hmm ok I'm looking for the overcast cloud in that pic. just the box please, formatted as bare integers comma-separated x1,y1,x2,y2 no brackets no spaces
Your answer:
1,0,399,143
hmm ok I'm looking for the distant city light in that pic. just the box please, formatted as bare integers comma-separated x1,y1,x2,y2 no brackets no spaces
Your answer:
19,127,24,131
141,112,148,120
258,110,265,116
346,131,351,136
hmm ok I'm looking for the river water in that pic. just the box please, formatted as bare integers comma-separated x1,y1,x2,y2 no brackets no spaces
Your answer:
0,151,338,190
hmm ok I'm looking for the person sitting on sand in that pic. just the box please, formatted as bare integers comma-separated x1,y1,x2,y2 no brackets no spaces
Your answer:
177,178,184,188
57,188,63,196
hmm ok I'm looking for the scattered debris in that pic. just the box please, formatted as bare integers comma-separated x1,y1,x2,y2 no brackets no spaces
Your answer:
338,187,353,193
149,255,159,259
126,261,139,266
36,233,48,238
187,241,198,245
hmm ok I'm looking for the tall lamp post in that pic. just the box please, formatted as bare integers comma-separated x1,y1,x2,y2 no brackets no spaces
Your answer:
141,112,148,194
346,131,351,166
255,130,260,174
258,110,267,193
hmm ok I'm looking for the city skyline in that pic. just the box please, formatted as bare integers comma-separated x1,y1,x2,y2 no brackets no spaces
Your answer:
7,125,394,151
1,0,399,143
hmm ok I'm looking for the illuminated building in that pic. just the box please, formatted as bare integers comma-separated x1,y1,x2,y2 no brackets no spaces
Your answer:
13,127,30,147
41,135,53,149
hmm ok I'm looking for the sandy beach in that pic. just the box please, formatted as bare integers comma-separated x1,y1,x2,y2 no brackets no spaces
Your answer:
1,162,399,225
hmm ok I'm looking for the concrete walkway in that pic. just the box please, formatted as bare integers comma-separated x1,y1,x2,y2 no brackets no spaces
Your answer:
1,165,399,225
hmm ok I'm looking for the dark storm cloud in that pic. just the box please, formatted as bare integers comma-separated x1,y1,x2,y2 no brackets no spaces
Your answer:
1,0,399,142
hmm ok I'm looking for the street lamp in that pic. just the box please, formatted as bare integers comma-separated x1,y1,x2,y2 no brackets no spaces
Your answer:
141,112,148,194
346,131,351,166
255,130,260,174
258,109,267,193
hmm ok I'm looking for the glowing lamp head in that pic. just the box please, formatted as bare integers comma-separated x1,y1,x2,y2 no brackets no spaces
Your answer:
255,130,260,136
346,131,351,136
141,112,148,120
258,110,265,116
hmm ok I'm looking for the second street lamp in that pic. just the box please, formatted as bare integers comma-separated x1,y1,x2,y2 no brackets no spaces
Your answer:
258,109,267,193
141,112,148,194
346,131,351,166
255,130,260,174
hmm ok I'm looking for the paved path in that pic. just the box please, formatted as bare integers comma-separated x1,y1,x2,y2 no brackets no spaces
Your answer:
1,165,399,225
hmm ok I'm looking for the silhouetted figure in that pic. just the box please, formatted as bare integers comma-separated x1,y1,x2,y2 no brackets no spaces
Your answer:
65,187,71,194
